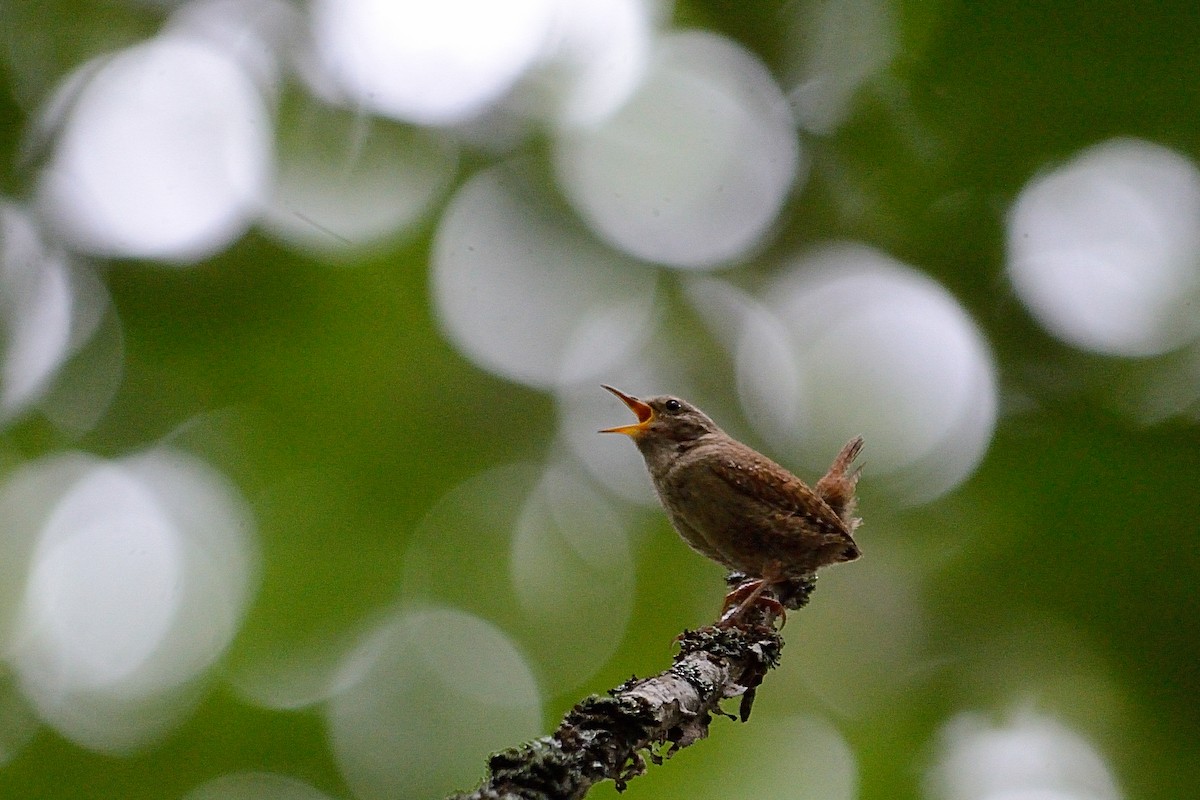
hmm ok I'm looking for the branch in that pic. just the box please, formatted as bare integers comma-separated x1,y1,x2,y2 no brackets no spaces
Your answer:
447,574,818,800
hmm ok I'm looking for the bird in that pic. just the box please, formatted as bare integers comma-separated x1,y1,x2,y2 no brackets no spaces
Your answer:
599,385,862,624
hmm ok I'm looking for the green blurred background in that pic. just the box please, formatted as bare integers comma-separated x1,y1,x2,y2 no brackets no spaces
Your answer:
1,1,1198,799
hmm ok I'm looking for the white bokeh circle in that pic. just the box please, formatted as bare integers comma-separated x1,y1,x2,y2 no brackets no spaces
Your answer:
1008,137,1200,357
745,244,997,502
402,462,633,692
432,163,658,390
311,0,555,124
783,0,899,135
928,709,1122,800
183,772,337,800
538,0,653,128
36,35,271,263
326,606,542,800
2,449,257,752
262,105,459,257
555,30,802,269
0,204,75,420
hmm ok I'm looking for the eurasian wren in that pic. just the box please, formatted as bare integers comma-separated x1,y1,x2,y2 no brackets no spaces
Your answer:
600,385,862,622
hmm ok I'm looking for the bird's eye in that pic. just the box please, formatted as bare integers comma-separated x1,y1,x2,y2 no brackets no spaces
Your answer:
664,399,683,413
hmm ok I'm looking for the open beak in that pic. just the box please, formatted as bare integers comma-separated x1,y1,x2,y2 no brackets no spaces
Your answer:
599,385,654,436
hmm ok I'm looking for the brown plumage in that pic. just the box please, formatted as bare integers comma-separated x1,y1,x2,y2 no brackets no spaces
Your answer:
600,386,862,618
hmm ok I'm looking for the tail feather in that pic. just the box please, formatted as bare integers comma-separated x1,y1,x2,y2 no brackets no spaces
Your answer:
814,436,864,528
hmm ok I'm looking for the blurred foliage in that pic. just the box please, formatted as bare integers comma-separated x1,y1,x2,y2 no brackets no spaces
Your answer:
1,1,1199,799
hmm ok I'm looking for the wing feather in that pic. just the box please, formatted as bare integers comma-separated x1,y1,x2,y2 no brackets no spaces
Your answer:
705,442,850,536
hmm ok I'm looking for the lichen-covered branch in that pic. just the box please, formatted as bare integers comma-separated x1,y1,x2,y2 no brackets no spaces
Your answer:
447,574,817,800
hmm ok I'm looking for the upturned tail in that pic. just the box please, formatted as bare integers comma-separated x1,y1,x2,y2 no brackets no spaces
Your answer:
814,436,864,530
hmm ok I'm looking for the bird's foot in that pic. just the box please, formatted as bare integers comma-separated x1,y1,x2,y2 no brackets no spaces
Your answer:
721,577,764,610
717,578,786,628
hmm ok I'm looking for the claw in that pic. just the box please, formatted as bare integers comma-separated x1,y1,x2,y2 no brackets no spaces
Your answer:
717,566,788,627
717,592,786,627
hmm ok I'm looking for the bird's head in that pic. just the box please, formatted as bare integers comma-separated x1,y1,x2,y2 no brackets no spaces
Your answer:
599,385,721,445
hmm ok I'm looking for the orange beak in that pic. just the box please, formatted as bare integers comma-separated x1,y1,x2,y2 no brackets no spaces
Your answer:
599,385,654,436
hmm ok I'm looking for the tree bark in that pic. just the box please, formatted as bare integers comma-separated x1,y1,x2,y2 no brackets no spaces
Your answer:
447,574,816,800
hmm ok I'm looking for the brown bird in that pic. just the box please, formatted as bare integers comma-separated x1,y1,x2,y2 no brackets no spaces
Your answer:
600,385,862,623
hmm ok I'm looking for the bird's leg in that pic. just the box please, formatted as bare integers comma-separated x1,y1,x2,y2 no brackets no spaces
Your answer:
718,564,786,627
721,577,764,612
717,580,772,626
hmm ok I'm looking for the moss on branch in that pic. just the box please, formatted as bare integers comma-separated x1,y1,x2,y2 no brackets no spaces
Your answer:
447,574,817,800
